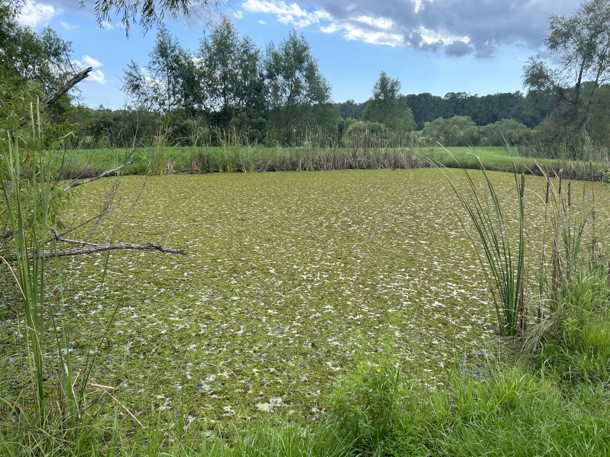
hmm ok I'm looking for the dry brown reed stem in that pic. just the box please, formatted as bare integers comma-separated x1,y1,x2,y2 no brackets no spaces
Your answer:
552,239,559,303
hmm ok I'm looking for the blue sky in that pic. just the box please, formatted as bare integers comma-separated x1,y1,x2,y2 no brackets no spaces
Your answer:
17,0,580,109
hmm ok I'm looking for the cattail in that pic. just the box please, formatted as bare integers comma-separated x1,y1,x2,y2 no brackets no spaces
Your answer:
545,176,550,205
567,180,571,207
558,169,563,197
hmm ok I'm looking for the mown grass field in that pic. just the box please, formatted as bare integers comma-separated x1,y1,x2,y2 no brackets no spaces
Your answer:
1,168,608,432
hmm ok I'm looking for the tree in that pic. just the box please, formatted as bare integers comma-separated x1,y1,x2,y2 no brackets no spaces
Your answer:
198,16,266,131
363,72,415,134
480,119,532,146
421,116,479,146
123,27,202,114
337,99,364,119
264,30,331,143
0,1,74,128
523,0,610,149
405,93,444,129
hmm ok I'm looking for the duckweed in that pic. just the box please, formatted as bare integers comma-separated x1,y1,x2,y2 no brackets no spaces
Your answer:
1,168,607,428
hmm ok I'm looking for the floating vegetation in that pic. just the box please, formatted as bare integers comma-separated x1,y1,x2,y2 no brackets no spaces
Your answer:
1,169,607,428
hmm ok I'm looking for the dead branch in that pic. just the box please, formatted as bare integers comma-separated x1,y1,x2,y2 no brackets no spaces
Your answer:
45,67,93,109
62,157,134,192
18,67,93,127
5,241,185,261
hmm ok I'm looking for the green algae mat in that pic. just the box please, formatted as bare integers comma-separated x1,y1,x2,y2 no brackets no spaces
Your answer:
2,168,608,427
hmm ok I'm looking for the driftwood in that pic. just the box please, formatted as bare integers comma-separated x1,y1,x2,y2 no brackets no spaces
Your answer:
16,242,185,259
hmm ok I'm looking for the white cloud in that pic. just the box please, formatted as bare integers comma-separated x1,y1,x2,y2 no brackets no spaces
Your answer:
101,20,113,29
72,55,106,84
88,69,106,84
320,16,405,47
353,15,394,31
82,55,103,68
234,10,244,19
417,27,469,47
17,0,60,28
241,0,580,57
243,0,330,27
59,20,76,30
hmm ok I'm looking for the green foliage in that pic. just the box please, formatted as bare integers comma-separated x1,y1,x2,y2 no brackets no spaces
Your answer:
524,171,610,386
199,17,266,131
524,0,610,154
362,72,415,134
264,30,333,144
423,364,610,456
91,0,223,33
0,1,73,129
123,27,202,114
422,116,480,147
480,119,532,147
329,349,413,456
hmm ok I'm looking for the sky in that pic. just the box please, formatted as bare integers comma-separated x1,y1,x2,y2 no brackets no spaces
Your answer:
16,0,581,110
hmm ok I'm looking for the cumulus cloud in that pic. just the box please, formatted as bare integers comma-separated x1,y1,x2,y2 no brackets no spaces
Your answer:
72,55,106,84
445,40,473,57
17,0,60,28
242,0,330,27
240,0,579,57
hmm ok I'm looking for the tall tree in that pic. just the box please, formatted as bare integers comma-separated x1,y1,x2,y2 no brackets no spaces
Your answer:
363,72,415,133
198,16,265,129
123,27,202,114
523,0,610,147
405,93,444,129
264,30,331,143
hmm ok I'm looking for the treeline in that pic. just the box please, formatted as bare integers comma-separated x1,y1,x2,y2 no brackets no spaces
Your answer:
66,90,551,151
340,91,553,129
60,17,550,151
64,16,610,158
3,0,608,160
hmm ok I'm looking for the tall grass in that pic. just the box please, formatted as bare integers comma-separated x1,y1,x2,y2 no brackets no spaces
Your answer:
2,104,53,423
446,157,527,337
0,104,120,454
526,167,610,386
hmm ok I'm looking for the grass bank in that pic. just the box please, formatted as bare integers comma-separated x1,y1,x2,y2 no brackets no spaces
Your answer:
56,145,610,181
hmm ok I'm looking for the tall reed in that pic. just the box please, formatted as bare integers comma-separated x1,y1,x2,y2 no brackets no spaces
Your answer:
1,102,116,448
1,104,51,423
446,157,527,337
